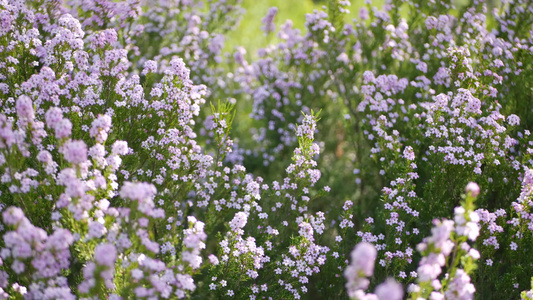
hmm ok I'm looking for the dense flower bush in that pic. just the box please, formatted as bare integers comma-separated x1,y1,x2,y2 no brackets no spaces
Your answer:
1,0,533,299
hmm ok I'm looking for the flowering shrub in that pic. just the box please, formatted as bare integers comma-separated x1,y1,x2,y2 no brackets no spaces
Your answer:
1,0,533,299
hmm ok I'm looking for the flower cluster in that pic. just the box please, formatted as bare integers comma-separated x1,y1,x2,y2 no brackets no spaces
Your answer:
1,0,533,299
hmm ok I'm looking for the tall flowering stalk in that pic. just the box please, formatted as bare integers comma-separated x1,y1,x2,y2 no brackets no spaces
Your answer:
409,183,481,299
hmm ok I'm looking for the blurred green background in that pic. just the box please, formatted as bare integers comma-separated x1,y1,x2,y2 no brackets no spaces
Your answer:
226,0,489,53
226,0,370,52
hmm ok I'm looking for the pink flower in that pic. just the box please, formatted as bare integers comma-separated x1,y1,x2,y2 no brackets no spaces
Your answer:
403,146,415,161
16,95,34,121
209,254,219,265
55,119,72,139
45,107,63,129
2,207,25,226
142,60,158,75
375,278,404,300
350,242,377,277
111,141,128,155
229,212,248,232
62,140,88,164
90,115,112,143
465,182,480,197
120,182,157,202
507,114,520,126
37,150,52,163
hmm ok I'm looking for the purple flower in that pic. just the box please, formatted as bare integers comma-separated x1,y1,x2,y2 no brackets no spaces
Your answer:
62,140,88,164
94,243,117,267
16,96,34,121
45,107,63,129
111,141,128,155
2,207,25,226
444,269,475,300
261,7,278,34
119,182,157,202
55,119,72,139
507,114,520,126
142,60,158,75
209,254,219,266
229,212,248,232
403,146,415,161
90,115,112,143
375,278,404,300
166,58,190,80
37,150,53,163
465,182,480,197
344,242,378,296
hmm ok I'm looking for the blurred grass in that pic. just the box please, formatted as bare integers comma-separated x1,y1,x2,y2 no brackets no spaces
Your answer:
226,0,374,53
225,0,485,54
226,0,319,53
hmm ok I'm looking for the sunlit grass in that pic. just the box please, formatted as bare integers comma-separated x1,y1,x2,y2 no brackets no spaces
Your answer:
226,0,376,53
